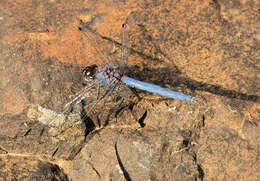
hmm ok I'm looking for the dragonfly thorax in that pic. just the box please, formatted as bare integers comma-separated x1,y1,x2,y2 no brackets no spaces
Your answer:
96,65,123,87
83,64,122,87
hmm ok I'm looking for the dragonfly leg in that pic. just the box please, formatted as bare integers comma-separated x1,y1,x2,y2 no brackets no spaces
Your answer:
88,85,117,114
80,83,118,123
128,87,141,101
63,83,96,109
118,84,141,101
97,83,101,100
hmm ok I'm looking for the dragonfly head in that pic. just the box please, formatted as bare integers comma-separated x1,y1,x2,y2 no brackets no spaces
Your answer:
82,64,98,82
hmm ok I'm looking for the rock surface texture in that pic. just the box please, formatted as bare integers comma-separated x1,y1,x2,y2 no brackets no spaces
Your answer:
0,0,259,181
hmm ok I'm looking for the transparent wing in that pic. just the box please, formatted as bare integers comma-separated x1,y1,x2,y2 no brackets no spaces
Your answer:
48,82,98,127
120,24,129,74
78,20,113,66
80,80,119,122
63,82,97,110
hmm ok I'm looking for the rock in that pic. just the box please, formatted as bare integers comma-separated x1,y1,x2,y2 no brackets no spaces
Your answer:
0,0,259,180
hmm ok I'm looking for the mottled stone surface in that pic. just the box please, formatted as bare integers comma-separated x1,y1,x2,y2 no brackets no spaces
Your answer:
0,0,259,181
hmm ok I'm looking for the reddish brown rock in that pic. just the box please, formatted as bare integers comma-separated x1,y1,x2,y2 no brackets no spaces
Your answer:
0,0,259,180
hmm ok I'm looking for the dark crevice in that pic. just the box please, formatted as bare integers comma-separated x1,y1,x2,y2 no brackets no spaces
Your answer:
80,100,96,140
23,128,32,136
39,127,45,137
182,139,189,147
0,146,8,154
36,161,69,181
82,116,96,140
114,142,132,181
201,115,205,127
91,166,101,178
197,164,205,181
67,144,84,160
137,110,147,128
87,161,101,178
193,153,204,181
128,103,135,111
51,147,59,158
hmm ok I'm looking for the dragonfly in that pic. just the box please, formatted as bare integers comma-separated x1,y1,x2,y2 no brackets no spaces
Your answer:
51,22,195,126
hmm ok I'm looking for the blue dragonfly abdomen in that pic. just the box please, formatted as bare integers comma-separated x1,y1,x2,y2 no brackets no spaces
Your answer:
121,76,194,101
80,22,195,104
94,65,194,102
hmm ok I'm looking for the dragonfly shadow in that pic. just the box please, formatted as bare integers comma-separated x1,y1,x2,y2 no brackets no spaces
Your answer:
128,65,259,103
78,21,258,103
182,78,259,103
78,21,182,76
80,100,96,137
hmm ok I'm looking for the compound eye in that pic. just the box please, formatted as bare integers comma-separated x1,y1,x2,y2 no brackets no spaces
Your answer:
82,64,98,80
